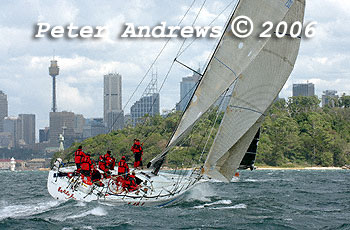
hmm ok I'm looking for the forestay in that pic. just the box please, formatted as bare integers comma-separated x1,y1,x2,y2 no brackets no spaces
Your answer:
204,0,306,182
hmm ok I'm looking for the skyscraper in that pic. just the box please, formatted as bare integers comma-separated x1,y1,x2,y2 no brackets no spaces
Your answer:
17,114,35,146
49,111,75,148
177,70,200,111
292,83,315,97
0,90,8,132
104,73,123,131
131,74,159,126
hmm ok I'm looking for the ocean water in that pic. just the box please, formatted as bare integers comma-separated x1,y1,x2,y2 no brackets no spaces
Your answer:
0,169,349,229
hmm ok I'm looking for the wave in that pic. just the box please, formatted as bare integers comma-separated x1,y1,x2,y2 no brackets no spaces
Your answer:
185,182,216,202
193,200,232,209
0,200,60,220
67,207,107,219
209,203,247,210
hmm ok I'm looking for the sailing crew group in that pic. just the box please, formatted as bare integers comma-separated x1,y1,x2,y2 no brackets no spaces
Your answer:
74,141,143,191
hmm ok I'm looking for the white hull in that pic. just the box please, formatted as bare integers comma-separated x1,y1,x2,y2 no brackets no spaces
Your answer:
48,165,202,207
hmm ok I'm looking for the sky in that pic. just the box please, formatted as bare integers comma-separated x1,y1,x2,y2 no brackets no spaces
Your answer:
0,0,349,137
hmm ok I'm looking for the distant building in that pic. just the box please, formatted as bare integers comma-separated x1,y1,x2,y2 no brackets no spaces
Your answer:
49,111,76,148
0,132,12,148
131,94,159,125
292,83,315,97
74,114,85,140
177,70,201,111
39,127,50,143
2,115,35,147
322,90,338,107
18,114,35,146
83,118,106,139
0,91,8,132
104,73,123,130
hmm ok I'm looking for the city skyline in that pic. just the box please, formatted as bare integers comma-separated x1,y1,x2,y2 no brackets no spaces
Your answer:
0,0,349,137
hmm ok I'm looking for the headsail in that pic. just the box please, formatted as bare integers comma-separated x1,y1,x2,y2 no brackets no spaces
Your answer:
204,0,306,182
149,0,293,169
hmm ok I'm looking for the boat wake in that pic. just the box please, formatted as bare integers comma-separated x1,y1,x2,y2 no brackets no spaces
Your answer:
0,200,60,220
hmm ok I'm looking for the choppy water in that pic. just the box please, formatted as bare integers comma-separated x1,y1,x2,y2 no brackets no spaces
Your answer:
0,170,349,229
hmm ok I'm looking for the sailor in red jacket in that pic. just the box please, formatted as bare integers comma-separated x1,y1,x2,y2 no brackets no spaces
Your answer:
118,156,129,176
126,171,138,191
131,139,143,169
74,145,87,171
80,153,93,177
105,151,116,170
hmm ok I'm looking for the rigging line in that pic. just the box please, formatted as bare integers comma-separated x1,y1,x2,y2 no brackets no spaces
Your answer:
228,105,266,116
214,56,237,77
176,0,207,58
198,88,229,162
162,0,241,151
174,59,203,76
176,0,238,58
108,0,197,133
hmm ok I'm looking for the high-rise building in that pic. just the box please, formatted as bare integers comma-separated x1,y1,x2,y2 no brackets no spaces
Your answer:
131,74,159,126
49,111,75,148
104,73,122,128
18,114,35,146
177,70,201,111
39,127,50,143
292,83,315,97
322,90,338,107
74,114,85,140
3,117,17,148
83,118,106,139
0,91,8,132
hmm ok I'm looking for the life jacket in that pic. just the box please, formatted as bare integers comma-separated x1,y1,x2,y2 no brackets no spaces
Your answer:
74,148,86,164
118,159,129,174
127,174,138,191
98,155,108,172
80,155,93,171
131,142,143,153
107,156,116,170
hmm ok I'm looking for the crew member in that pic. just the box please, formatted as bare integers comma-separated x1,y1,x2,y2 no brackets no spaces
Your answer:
131,139,143,169
125,171,138,191
80,152,93,177
74,145,86,171
105,151,116,170
118,156,129,176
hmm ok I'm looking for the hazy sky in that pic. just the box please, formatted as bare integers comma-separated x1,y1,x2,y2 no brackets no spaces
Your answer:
1,0,349,134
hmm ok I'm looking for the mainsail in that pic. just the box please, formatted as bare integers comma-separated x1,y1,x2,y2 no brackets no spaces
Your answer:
204,0,306,182
149,0,293,168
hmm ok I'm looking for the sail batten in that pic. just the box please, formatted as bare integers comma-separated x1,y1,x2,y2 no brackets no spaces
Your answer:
204,0,306,181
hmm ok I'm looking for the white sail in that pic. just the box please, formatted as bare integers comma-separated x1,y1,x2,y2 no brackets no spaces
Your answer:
204,0,306,182
167,0,291,149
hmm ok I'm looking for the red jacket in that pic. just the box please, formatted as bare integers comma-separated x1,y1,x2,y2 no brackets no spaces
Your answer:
131,142,143,154
118,159,129,174
75,148,87,164
80,155,93,171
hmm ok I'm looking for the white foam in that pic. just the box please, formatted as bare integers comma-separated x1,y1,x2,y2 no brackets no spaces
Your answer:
210,203,247,210
0,200,60,220
194,200,232,209
186,183,216,202
67,207,107,219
